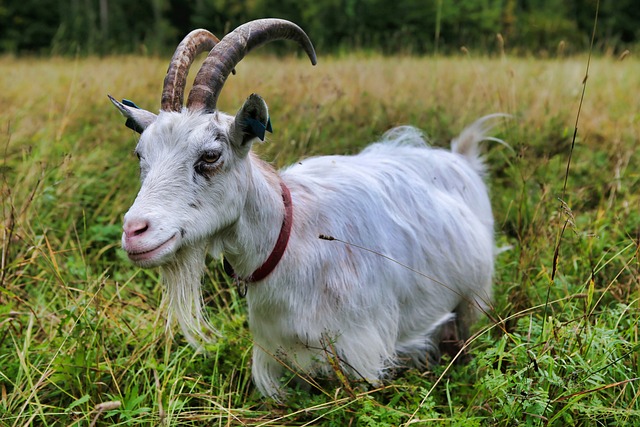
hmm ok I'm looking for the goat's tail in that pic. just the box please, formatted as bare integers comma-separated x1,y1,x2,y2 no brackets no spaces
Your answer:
451,114,510,175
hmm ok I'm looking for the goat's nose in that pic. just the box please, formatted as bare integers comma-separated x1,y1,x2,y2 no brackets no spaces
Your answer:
123,218,150,239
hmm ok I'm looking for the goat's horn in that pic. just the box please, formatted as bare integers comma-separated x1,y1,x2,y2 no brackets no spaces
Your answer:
186,19,317,111
161,29,222,112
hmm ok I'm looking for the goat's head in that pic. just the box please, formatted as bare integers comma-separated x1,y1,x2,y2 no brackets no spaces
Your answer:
110,19,316,268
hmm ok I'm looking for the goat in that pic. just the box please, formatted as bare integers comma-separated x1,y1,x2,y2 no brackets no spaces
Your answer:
109,18,499,399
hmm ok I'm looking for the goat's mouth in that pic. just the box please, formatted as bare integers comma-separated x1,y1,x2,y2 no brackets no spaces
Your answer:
126,234,179,267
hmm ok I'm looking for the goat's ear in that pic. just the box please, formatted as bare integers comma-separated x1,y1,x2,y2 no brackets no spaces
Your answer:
108,95,157,134
231,93,272,156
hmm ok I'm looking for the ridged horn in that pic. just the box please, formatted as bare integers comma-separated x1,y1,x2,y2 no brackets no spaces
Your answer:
161,29,222,112
186,19,317,112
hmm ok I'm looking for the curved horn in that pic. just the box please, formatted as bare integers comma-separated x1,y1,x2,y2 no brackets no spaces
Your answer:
186,19,317,112
161,29,222,112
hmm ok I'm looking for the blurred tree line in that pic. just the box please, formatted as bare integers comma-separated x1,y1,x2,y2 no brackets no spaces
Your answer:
0,0,637,55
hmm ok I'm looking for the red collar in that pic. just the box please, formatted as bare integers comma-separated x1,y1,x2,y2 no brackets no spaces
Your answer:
223,180,293,285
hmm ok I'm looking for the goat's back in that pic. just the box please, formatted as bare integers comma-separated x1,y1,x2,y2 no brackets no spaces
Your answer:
283,123,493,228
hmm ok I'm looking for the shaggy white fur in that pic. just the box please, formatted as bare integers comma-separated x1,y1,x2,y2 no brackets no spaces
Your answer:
117,98,501,398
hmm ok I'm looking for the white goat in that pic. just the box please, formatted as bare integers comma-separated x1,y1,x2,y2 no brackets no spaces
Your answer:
109,19,499,399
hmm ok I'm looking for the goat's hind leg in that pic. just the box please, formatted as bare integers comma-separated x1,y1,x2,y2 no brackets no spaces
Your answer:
438,300,481,363
437,315,468,363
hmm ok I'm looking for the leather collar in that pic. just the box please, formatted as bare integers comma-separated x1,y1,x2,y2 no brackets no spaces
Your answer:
223,180,293,286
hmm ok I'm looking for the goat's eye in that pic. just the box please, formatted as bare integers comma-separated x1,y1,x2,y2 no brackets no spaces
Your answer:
200,151,221,164
195,149,223,176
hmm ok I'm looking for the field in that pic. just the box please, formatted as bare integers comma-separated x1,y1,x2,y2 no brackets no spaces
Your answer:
1,52,639,426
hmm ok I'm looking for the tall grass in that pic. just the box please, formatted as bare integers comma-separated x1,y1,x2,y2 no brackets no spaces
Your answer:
1,52,639,425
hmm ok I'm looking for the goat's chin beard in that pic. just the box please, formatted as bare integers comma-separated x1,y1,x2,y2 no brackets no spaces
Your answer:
159,240,219,347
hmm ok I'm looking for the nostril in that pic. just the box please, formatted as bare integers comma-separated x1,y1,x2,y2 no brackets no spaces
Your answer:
124,219,150,238
133,223,149,236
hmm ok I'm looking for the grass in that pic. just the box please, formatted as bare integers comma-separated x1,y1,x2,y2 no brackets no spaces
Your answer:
1,51,639,426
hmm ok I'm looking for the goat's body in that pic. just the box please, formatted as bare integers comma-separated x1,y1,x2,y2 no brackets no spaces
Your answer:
116,105,497,398
236,124,495,397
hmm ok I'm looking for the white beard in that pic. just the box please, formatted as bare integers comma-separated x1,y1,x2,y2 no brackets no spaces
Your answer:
160,239,218,347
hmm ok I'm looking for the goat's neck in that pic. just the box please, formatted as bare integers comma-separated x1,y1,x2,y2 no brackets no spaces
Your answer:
223,153,285,278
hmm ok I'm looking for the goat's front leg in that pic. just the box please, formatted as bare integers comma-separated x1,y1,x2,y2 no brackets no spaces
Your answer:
251,346,287,400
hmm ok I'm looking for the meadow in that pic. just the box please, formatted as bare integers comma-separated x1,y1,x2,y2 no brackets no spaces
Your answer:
0,51,639,425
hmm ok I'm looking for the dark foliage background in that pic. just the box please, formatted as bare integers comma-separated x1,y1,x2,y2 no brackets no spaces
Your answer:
0,0,638,55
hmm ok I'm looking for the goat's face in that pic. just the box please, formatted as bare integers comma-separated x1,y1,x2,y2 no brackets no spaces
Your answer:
109,19,316,267
114,94,270,267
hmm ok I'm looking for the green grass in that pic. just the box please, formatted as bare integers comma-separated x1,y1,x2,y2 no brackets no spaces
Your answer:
1,52,639,426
